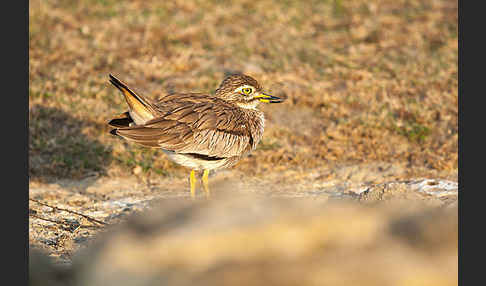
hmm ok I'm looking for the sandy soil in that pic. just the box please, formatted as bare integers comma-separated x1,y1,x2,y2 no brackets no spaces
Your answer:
29,166,458,286
29,162,457,263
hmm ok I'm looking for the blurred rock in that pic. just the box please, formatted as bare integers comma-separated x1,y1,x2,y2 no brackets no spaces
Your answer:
29,248,73,286
55,194,457,286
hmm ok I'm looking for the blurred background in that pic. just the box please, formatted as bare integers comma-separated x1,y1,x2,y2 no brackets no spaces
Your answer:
29,0,458,285
29,0,457,182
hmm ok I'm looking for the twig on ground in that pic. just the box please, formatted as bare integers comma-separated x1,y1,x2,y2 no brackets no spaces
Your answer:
29,198,107,226
29,213,101,230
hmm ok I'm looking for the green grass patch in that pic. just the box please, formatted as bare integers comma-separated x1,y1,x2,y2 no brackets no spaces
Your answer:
257,140,282,151
393,122,431,143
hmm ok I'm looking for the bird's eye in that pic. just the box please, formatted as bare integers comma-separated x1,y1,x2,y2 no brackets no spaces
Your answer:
242,88,252,95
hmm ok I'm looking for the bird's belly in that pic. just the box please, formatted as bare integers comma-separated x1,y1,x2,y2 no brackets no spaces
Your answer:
162,150,234,171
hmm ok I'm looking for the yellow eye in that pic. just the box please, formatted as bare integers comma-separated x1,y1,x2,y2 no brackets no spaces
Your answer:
242,88,252,95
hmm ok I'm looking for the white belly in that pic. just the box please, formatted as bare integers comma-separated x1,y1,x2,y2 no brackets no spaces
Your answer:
162,150,230,171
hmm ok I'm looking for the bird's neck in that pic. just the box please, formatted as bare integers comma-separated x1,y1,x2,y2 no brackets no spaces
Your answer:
234,100,260,110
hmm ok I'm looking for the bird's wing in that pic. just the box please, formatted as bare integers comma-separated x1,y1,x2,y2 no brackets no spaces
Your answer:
112,95,252,158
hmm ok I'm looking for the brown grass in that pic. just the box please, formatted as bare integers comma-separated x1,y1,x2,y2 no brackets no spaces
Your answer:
29,0,458,182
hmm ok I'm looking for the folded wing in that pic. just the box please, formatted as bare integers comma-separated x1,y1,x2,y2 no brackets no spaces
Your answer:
110,95,252,158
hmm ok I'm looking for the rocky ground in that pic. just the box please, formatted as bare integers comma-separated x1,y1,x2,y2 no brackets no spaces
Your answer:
29,163,457,286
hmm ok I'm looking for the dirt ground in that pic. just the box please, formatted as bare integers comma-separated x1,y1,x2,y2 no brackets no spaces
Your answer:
29,170,458,285
29,0,457,284
29,161,457,263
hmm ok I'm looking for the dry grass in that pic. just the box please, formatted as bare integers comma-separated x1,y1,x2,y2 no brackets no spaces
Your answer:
29,0,458,182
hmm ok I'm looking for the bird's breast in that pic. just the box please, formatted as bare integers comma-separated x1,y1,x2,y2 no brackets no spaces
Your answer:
245,110,265,152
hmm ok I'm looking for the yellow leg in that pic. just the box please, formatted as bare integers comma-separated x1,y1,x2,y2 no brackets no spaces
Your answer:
190,170,197,199
202,169,210,198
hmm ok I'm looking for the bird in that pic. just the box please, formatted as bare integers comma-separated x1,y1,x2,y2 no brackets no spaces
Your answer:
108,73,283,199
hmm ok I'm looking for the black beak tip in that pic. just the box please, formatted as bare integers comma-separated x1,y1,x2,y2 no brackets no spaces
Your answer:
269,95,285,103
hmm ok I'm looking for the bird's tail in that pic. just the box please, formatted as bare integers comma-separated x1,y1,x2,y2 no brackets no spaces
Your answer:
109,74,156,124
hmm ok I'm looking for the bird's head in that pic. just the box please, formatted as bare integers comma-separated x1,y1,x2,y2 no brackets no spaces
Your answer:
214,74,283,109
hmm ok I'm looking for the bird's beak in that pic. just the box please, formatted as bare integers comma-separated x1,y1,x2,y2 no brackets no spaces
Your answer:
255,92,283,103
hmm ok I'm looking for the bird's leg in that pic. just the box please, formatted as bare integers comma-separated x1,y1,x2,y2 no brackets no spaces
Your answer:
190,169,197,199
202,169,210,198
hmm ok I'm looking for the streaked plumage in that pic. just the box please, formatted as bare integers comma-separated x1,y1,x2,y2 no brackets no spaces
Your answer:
108,73,282,198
